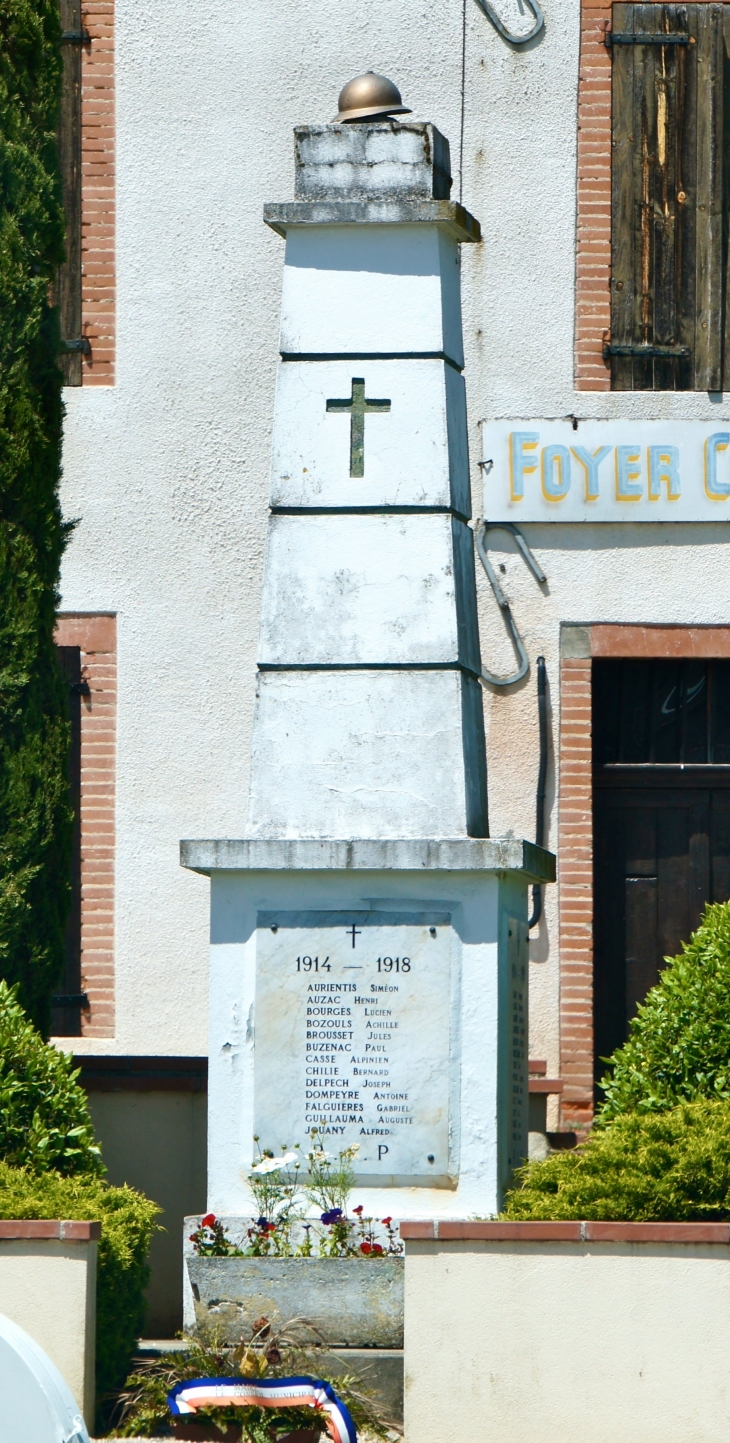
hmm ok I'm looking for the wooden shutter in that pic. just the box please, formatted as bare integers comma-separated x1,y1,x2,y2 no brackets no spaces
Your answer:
57,0,83,385
610,4,727,391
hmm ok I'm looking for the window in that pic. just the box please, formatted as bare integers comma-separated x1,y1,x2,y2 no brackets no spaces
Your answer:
608,3,730,390
594,657,730,764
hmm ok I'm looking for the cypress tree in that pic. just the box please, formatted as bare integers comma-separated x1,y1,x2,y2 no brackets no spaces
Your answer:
0,0,73,1033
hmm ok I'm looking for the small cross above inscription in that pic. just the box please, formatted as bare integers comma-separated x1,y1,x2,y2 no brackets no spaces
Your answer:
347,923,361,948
326,378,391,478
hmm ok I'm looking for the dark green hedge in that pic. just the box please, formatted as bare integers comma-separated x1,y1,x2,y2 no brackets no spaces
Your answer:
504,902,730,1222
0,979,103,1172
1,0,73,1032
0,1162,161,1420
504,1100,730,1221
600,900,730,1119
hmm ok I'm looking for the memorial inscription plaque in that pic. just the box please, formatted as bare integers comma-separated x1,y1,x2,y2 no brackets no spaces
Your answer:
253,910,458,1185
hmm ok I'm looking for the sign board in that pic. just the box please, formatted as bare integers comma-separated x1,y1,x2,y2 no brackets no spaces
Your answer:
253,910,458,1186
481,419,730,522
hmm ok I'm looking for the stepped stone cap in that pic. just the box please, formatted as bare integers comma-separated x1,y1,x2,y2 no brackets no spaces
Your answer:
265,117,479,240
334,71,411,123
293,121,452,202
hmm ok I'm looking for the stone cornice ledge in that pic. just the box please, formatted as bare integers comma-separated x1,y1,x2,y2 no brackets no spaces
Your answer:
400,1221,730,1244
264,200,481,244
0,1220,101,1241
180,837,555,884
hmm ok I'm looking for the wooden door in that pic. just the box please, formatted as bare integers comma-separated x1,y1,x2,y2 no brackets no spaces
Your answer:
592,658,730,1088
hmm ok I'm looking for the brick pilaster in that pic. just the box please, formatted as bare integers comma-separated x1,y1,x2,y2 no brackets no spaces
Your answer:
81,0,115,383
559,658,594,1127
55,614,116,1037
575,4,612,390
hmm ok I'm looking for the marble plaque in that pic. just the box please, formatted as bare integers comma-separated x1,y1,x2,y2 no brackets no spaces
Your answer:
253,911,457,1185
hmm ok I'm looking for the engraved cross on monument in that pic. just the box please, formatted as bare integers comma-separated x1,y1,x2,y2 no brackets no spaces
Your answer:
182,105,554,1227
326,378,391,477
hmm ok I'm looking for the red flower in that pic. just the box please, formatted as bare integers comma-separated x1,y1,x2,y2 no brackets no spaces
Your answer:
353,1205,364,1215
202,1213,216,1228
381,1217,392,1226
372,1243,384,1254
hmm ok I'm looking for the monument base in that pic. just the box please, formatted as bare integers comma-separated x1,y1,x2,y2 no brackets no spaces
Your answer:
181,838,554,1220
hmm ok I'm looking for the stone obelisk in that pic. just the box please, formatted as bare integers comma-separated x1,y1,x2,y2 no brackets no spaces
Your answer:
182,84,553,1229
248,111,487,839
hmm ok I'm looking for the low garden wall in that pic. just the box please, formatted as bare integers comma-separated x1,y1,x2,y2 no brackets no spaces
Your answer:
401,1220,730,1443
0,1219,99,1429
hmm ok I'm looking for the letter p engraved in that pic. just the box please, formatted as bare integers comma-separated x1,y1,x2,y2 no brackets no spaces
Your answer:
377,1144,389,1161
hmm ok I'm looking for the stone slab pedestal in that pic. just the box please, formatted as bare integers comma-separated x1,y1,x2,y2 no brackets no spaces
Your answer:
181,838,554,1220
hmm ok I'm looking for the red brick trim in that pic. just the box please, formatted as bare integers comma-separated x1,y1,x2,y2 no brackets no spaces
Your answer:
558,658,594,1128
558,624,730,1127
592,625,730,658
529,1078,564,1094
54,614,116,1037
0,1220,101,1241
400,1221,730,1243
575,3,612,389
81,0,115,383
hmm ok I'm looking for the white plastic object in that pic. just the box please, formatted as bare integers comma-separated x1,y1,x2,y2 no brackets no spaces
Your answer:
0,1312,90,1443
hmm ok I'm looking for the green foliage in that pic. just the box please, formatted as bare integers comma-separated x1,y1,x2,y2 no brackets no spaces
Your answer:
600,901,730,1119
504,1100,730,1220
113,1319,391,1439
0,979,102,1173
1,0,73,1033
0,1160,160,1412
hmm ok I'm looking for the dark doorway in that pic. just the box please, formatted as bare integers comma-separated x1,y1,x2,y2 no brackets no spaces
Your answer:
592,658,730,1093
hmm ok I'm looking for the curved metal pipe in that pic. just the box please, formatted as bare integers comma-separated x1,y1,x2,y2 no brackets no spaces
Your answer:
528,655,548,931
473,0,545,46
474,520,546,689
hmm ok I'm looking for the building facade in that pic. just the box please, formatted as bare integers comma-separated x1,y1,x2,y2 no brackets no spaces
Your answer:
53,0,730,1325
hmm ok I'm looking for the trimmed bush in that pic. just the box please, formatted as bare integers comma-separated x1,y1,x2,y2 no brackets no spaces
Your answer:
600,900,730,1119
504,1100,730,1220
0,979,102,1173
0,1161,160,1412
1,0,73,1033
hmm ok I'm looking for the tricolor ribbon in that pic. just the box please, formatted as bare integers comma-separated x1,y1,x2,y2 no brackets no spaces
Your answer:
167,1374,357,1443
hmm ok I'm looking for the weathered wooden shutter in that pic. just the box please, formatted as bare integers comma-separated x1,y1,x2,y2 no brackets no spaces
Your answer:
609,4,727,391
56,0,84,385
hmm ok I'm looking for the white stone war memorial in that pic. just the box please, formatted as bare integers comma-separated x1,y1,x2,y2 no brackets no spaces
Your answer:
182,90,554,1228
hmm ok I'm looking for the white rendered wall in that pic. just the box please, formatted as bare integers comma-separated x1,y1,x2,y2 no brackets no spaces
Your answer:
57,0,730,1071
405,1238,730,1443
0,1240,97,1425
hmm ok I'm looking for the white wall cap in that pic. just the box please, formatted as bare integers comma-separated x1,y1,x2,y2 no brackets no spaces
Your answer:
179,836,555,883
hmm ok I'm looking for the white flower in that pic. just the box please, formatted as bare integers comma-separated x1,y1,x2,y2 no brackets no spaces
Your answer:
250,1150,298,1174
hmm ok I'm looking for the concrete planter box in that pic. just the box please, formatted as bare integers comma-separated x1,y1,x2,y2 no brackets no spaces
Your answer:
402,1220,730,1443
186,1254,404,1348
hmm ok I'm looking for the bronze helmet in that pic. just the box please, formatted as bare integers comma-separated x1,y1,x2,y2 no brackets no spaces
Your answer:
334,72,411,124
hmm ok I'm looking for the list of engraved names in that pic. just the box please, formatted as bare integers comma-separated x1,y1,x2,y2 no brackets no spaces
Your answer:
253,911,454,1182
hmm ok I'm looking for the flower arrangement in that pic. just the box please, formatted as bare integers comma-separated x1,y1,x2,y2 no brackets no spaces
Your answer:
189,1132,403,1259
112,1316,393,1439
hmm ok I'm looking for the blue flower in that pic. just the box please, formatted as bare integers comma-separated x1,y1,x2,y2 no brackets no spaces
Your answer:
256,1216,269,1228
321,1208,343,1225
